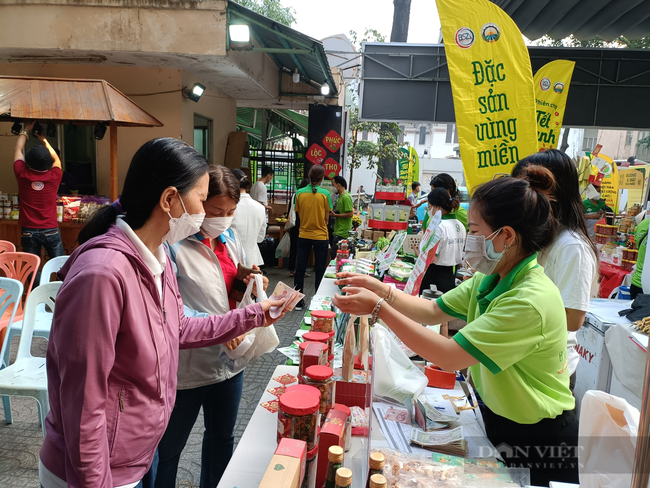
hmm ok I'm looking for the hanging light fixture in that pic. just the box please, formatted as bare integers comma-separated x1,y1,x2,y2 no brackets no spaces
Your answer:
292,68,300,83
321,85,330,96
10,122,21,135
94,123,107,140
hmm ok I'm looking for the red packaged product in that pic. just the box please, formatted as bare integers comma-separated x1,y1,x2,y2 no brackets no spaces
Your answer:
300,342,327,377
316,408,347,488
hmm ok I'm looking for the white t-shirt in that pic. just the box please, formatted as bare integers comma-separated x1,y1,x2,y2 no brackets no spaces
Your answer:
538,228,597,376
434,218,466,267
250,180,268,205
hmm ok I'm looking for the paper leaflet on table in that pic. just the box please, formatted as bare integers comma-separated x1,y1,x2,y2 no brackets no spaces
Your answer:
403,211,442,295
377,232,408,273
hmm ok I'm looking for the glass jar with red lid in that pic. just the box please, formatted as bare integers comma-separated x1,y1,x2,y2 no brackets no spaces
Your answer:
311,310,336,333
303,365,335,420
277,391,320,450
303,331,329,346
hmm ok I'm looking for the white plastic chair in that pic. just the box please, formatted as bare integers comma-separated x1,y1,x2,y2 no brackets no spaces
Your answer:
0,282,61,436
0,278,23,370
1,256,68,370
40,255,68,285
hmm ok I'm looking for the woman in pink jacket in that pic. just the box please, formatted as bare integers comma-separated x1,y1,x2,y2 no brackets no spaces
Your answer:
39,138,285,488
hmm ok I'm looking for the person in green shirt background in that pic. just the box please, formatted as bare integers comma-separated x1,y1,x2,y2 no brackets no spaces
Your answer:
632,214,649,298
422,173,468,231
330,176,354,249
582,184,611,238
333,165,578,485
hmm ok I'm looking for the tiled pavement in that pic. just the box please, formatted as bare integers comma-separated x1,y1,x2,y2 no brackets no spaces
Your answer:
0,265,316,487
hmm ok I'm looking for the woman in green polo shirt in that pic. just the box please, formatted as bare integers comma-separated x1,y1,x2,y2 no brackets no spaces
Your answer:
334,166,577,485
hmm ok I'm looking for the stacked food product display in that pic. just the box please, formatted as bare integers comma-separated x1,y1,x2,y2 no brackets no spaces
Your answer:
596,210,642,268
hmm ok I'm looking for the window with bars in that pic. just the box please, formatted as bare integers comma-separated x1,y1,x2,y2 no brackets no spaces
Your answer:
626,131,633,146
362,130,368,141
419,125,427,145
583,137,597,151
445,124,458,144
398,125,405,144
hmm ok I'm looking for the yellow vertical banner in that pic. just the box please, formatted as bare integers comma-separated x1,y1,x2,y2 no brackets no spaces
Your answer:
599,154,619,211
436,0,538,192
533,60,575,151
409,146,419,188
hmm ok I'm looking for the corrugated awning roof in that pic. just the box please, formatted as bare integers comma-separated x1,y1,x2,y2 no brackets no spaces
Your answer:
236,107,307,146
490,0,650,42
227,1,337,96
0,75,163,127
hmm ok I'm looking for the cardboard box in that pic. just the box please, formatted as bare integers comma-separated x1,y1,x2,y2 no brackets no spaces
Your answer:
224,131,251,177
372,230,385,242
259,438,307,488
316,409,347,488
362,229,373,240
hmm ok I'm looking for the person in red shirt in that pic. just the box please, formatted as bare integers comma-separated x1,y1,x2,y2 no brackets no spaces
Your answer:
13,121,64,259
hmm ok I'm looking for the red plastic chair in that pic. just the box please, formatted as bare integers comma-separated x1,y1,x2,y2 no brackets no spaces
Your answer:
0,241,16,255
0,252,40,350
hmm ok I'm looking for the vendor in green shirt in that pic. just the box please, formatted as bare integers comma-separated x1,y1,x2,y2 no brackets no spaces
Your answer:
330,176,354,249
422,173,468,231
582,184,611,238
631,215,649,298
333,166,577,486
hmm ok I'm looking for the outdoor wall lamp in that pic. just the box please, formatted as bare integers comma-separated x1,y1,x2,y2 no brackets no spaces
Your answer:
321,85,330,96
229,24,250,43
94,123,107,140
183,83,206,103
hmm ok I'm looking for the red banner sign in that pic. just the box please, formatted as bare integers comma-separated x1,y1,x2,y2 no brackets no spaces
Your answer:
306,143,326,165
322,130,343,152
323,158,341,179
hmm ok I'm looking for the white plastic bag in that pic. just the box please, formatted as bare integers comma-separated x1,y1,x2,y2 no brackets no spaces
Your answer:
370,323,427,404
220,274,279,370
275,232,291,259
579,390,640,488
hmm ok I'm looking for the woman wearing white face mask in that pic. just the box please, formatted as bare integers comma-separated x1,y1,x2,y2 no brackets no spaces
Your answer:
333,166,578,486
155,166,270,488
41,139,286,488
419,188,466,297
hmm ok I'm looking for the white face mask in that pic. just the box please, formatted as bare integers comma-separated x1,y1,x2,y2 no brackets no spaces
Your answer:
464,228,507,275
163,194,205,245
201,216,234,239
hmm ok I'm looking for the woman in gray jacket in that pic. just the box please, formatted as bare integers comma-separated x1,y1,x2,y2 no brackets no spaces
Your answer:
155,166,269,488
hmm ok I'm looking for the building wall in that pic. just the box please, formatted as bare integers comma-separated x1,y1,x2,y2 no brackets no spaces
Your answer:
0,0,227,57
0,63,235,195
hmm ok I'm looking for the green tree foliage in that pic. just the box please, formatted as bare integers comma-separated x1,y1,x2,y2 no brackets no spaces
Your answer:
232,0,296,26
346,103,405,191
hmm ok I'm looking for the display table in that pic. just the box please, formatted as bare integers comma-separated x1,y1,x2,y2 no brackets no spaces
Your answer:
218,268,497,488
0,219,81,256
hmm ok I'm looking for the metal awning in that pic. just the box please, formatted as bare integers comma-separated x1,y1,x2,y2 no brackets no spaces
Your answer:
0,75,163,202
490,0,650,41
0,75,162,127
359,43,650,130
226,1,337,97
236,108,308,147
